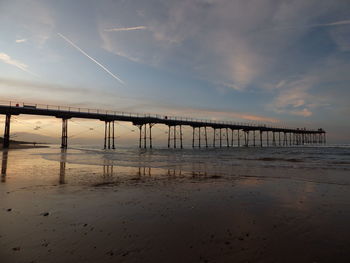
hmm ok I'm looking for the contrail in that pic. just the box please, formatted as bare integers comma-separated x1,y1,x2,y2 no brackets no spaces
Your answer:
104,26,147,32
268,19,350,32
57,33,124,85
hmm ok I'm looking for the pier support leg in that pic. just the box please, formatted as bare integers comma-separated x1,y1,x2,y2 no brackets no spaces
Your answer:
273,132,276,146
108,122,111,149
104,121,107,149
144,123,147,149
198,127,201,148
213,128,216,148
174,126,177,148
205,127,208,148
168,126,171,148
226,128,229,147
112,121,115,149
267,131,269,147
192,127,195,148
237,130,240,147
244,131,248,147
253,130,256,147
180,125,183,149
149,124,153,149
279,132,281,146
301,133,305,145
260,131,263,147
231,129,234,147
138,125,142,148
219,129,222,148
284,132,287,146
3,114,11,149
61,118,68,149
246,131,250,147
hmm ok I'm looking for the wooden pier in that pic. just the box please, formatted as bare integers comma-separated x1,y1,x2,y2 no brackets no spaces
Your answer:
0,101,326,149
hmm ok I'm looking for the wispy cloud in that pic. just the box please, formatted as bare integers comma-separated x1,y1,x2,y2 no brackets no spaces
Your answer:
0,52,38,76
15,38,27,43
104,26,147,32
0,77,90,94
57,33,125,85
166,107,279,123
290,108,312,117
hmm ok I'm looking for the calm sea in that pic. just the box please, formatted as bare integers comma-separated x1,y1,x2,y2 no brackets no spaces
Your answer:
2,144,350,187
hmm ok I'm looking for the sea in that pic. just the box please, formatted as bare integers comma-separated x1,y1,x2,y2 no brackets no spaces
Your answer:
2,144,349,187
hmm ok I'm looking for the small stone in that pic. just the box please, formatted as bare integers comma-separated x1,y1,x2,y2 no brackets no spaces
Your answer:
41,212,50,217
12,247,20,251
7,208,12,212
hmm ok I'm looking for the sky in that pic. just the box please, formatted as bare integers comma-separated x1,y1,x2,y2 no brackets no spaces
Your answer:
0,0,349,144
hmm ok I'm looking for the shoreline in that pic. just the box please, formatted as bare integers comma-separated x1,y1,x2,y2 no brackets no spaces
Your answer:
0,143,49,150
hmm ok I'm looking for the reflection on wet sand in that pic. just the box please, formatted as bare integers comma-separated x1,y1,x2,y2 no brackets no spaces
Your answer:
59,149,67,184
138,166,151,177
103,159,114,178
1,150,8,183
1,147,350,263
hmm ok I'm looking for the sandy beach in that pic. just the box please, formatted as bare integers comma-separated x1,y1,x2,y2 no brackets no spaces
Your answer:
1,146,350,262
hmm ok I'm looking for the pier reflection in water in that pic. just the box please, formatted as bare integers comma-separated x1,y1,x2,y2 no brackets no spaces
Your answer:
59,149,67,184
54,151,193,186
1,150,8,183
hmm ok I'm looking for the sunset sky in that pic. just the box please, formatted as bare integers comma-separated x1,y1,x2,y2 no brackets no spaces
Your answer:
0,0,349,143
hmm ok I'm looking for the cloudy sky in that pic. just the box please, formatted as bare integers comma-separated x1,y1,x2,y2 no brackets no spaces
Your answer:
0,0,349,143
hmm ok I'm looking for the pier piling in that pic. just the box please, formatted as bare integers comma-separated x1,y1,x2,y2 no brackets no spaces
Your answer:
3,114,11,149
61,118,68,149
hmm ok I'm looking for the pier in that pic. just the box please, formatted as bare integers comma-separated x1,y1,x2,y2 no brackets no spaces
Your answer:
0,101,326,149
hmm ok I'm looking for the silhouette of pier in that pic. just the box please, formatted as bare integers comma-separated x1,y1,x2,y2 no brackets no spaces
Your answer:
0,101,326,149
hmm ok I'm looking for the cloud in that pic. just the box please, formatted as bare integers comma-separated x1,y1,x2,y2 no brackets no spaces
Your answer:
104,26,147,32
0,53,38,76
57,33,125,85
0,77,90,94
267,52,350,118
15,38,27,43
165,107,279,123
290,108,312,117
268,77,315,117
1,1,55,46
98,0,339,91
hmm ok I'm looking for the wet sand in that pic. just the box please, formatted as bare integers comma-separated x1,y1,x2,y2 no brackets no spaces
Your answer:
0,143,48,150
1,148,350,262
